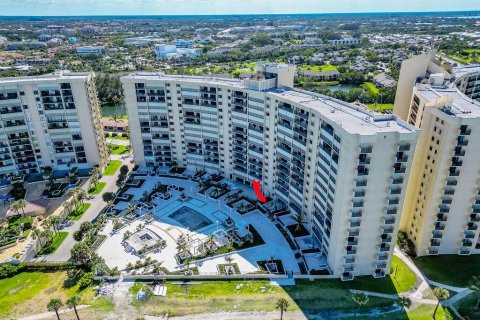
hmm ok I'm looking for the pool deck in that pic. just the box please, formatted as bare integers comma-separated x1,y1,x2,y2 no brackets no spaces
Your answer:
97,176,301,275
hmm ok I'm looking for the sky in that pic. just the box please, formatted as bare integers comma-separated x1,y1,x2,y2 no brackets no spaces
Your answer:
1,0,480,16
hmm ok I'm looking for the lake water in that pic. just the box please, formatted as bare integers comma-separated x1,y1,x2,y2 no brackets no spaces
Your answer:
329,84,357,92
100,105,127,117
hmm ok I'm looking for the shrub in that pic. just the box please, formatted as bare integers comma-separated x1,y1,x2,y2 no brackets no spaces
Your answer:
121,133,128,137
112,132,118,137
78,272,93,289
0,263,24,279
104,132,109,137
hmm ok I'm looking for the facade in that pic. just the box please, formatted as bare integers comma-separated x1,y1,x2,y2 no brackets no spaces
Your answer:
395,53,480,256
328,35,360,46
122,63,419,279
0,73,108,185
76,46,105,56
154,44,199,59
172,39,193,48
453,65,480,102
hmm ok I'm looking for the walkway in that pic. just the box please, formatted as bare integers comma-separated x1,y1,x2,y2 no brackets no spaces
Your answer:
19,305,90,320
106,138,130,146
30,154,134,262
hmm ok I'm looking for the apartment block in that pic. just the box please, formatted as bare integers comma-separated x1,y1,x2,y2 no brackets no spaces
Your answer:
395,53,480,256
0,72,108,185
122,63,419,279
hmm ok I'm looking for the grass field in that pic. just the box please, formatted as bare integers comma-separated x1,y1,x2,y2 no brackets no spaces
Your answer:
102,115,128,120
103,160,121,176
301,64,338,73
37,232,68,255
109,144,130,155
361,82,380,95
0,272,113,319
89,182,106,195
67,202,91,220
414,255,480,287
367,103,394,112
130,277,450,319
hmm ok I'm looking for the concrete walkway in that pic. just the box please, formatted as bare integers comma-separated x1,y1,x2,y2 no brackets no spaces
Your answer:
31,154,134,262
106,138,130,146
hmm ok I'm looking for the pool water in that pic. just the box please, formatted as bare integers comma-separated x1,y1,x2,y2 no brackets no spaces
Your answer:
169,206,213,231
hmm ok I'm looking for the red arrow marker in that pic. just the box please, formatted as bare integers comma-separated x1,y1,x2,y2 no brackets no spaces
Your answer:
252,179,266,203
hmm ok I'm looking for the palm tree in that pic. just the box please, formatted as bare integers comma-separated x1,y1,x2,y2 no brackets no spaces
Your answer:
9,201,21,216
397,296,412,319
77,189,87,205
47,298,63,320
49,215,62,234
432,287,450,320
469,275,480,310
17,199,27,216
64,201,74,216
66,295,81,320
352,293,369,318
293,213,305,232
275,298,289,320
41,229,54,245
67,188,79,204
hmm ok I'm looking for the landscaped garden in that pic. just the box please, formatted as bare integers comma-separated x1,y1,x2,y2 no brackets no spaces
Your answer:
109,144,130,155
103,160,122,176
0,216,33,248
67,203,91,221
37,231,68,255
89,182,106,195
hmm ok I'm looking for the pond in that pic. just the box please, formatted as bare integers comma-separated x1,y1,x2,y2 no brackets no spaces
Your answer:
101,105,127,117
329,84,358,92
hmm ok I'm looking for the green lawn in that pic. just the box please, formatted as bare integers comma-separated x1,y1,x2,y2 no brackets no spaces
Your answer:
414,255,480,287
67,203,91,220
361,82,380,95
367,103,394,112
109,144,130,155
454,291,480,320
0,271,113,319
106,134,130,141
88,182,106,195
103,160,121,176
102,115,128,120
347,255,417,294
37,231,68,255
301,64,337,73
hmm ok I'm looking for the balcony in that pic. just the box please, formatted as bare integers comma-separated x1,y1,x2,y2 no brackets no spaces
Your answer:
360,146,372,154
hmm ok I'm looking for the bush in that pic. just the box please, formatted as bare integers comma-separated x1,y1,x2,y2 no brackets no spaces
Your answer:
0,263,24,279
112,132,118,137
121,133,128,137
104,132,109,137
78,272,93,289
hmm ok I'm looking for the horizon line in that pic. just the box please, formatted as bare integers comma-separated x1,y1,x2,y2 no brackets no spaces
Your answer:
0,9,479,18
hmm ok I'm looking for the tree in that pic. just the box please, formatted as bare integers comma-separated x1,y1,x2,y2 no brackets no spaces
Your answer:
432,287,449,320
397,296,412,319
90,175,99,189
49,215,62,234
9,201,21,216
17,199,27,216
102,192,114,203
352,293,369,318
64,201,74,216
71,242,95,266
119,165,129,176
67,188,79,204
275,298,289,320
77,189,87,205
47,298,63,320
469,275,480,310
66,295,81,320
293,213,305,232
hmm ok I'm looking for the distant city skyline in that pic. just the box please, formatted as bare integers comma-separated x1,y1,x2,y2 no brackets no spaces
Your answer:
1,0,480,16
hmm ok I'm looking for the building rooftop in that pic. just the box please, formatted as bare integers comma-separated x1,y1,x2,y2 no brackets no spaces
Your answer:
415,83,480,118
453,64,480,79
123,72,417,135
0,72,91,85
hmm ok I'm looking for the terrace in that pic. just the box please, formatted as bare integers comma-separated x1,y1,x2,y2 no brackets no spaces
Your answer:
96,172,308,276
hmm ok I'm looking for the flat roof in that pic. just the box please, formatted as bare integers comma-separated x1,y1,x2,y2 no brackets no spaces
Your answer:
0,72,91,85
123,73,417,135
415,84,480,118
453,65,480,79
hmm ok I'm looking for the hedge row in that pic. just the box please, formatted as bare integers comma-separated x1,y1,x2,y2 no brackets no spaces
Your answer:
0,261,77,279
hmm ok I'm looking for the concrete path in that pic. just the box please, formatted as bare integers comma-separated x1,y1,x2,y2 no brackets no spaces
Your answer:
106,138,130,146
31,154,134,262
145,311,308,320
19,305,90,320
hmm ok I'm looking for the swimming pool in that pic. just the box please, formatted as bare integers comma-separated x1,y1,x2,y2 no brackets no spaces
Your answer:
168,206,213,231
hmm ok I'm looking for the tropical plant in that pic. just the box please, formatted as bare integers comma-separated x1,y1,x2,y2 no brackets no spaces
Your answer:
17,199,27,216
66,295,81,320
9,201,21,216
352,292,369,318
275,298,290,320
47,298,63,320
293,213,305,232
102,192,114,203
49,215,62,234
76,189,87,204
469,275,480,310
397,296,412,319
90,175,99,189
432,287,450,320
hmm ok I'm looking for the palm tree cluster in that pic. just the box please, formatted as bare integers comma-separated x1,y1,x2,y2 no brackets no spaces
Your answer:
9,199,27,216
47,295,82,320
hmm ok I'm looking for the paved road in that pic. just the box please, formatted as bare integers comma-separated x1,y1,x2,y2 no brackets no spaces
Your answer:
31,154,134,262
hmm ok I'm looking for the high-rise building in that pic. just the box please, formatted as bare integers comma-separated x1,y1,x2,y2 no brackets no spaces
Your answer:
0,72,108,185
395,53,480,256
122,63,419,279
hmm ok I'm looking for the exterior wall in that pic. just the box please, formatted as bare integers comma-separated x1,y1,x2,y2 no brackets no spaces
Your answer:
0,73,107,184
122,73,419,279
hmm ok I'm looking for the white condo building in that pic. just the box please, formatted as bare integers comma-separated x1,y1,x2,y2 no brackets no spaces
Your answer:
0,73,108,186
122,64,419,279
395,53,480,256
